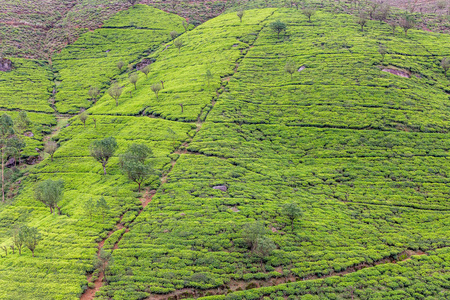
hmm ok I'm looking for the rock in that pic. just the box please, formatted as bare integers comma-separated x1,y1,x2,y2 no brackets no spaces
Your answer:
0,58,13,72
6,157,15,168
105,49,111,53
213,185,227,192
35,148,40,152
298,66,306,72
136,58,154,70
382,68,410,78
24,131,34,137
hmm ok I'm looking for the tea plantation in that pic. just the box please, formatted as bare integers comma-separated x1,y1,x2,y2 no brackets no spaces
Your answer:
0,3,449,300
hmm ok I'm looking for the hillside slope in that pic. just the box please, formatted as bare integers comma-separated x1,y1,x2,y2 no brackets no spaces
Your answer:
0,5,449,300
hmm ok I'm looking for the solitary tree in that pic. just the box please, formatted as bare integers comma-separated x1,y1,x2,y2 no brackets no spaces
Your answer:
44,140,58,161
441,57,450,76
270,20,287,38
79,111,88,128
89,137,117,175
174,38,183,53
285,60,297,80
96,196,110,222
378,44,387,62
254,236,276,258
389,20,397,35
242,222,266,251
400,15,415,37
117,61,125,71
140,65,151,78
120,143,154,192
15,111,31,135
357,13,368,32
34,179,64,215
108,83,122,106
0,114,23,203
151,83,162,99
170,30,178,40
205,69,213,86
129,73,139,90
302,8,316,22
11,226,25,255
281,202,303,226
22,226,41,257
237,10,244,22
88,87,100,103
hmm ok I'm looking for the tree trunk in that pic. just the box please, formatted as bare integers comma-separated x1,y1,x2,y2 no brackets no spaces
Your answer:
138,182,141,193
50,206,53,214
1,147,4,203
56,205,61,215
103,162,107,175
31,249,35,257
51,154,54,162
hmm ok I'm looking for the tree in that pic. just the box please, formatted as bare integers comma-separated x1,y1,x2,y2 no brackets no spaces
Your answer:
44,141,58,162
129,73,139,90
34,179,64,215
389,20,397,35
270,20,287,38
254,236,276,258
375,4,390,23
357,13,368,32
205,69,213,86
127,0,138,7
237,10,244,22
170,31,178,40
22,226,41,257
83,198,95,220
378,44,387,62
15,110,31,135
400,15,415,37
11,226,25,255
108,83,122,106
140,65,151,78
88,87,100,103
242,222,266,251
117,61,125,71
79,111,88,128
174,38,183,53
302,8,316,22
89,137,117,175
441,57,450,76
151,83,162,99
285,60,296,80
281,202,303,226
96,196,110,222
0,114,23,203
182,19,189,32
120,143,154,192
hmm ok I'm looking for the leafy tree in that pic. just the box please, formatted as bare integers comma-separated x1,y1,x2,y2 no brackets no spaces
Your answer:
285,60,297,80
129,73,139,90
117,61,125,71
205,69,213,86
170,30,178,40
15,110,31,135
94,249,113,280
400,15,415,37
22,226,41,257
79,111,88,128
96,196,110,222
34,179,64,215
140,65,151,78
120,143,154,192
302,8,316,22
357,13,368,32
151,83,162,99
242,222,266,251
441,57,450,76
378,44,387,62
89,137,117,175
237,10,244,22
108,83,122,106
11,226,25,255
255,236,276,258
174,38,183,53
44,140,58,162
0,114,24,203
83,198,95,220
281,202,303,226
88,86,100,103
270,20,287,38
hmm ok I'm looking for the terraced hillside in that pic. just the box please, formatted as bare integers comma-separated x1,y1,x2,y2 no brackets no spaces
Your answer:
0,4,449,300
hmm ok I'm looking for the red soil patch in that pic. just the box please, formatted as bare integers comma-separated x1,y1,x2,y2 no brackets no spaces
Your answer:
382,68,410,78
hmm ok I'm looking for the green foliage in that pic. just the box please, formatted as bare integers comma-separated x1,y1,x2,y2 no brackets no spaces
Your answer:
79,111,88,128
281,202,303,226
284,60,296,80
120,143,155,192
34,179,64,214
96,196,110,222
88,86,100,103
108,84,123,107
270,20,287,38
174,38,184,53
242,222,266,251
237,10,244,22
22,226,42,257
151,83,162,99
441,57,450,75
302,8,315,22
128,73,139,91
44,141,58,162
89,136,118,175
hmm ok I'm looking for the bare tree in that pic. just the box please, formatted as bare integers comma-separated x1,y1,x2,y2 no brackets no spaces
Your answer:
127,0,139,7
378,44,387,62
388,20,397,35
170,31,178,40
117,61,125,71
400,15,415,37
357,13,368,32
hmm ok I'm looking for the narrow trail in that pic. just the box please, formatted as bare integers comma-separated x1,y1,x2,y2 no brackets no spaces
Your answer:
80,189,155,300
150,249,431,300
